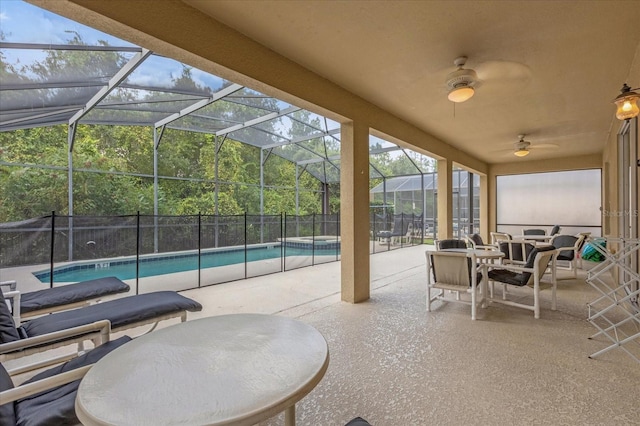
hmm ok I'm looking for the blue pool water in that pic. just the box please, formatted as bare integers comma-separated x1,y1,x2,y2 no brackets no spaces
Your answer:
36,244,339,283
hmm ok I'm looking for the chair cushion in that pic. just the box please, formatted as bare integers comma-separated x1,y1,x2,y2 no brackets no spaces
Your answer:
437,239,467,250
430,254,482,287
19,277,130,314
21,291,202,338
345,417,372,426
499,242,534,262
489,246,555,286
0,292,20,344
550,225,561,235
552,235,578,261
0,362,17,426
14,336,132,426
470,234,484,246
523,229,546,236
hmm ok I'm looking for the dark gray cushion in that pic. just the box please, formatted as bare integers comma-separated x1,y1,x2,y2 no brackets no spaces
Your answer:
20,277,130,314
550,225,561,235
489,246,555,286
552,235,578,261
499,241,534,263
523,229,546,235
21,291,202,338
0,291,20,344
14,336,132,426
437,239,467,250
0,362,17,426
345,417,372,426
470,233,484,246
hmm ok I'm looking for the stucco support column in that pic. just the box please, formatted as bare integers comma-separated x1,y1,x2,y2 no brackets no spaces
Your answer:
340,121,370,303
437,158,453,239
479,174,489,242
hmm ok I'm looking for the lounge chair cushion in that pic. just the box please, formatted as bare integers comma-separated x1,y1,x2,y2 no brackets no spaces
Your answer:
13,336,132,426
19,277,130,315
19,292,202,338
0,360,16,426
0,292,20,344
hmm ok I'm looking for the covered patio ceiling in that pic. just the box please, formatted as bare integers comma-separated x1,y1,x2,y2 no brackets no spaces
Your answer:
0,1,435,184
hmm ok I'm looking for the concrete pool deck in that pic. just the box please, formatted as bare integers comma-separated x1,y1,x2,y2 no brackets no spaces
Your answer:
6,244,638,425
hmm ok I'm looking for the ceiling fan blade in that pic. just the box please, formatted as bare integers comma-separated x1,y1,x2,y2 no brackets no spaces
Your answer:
475,61,532,83
533,143,559,149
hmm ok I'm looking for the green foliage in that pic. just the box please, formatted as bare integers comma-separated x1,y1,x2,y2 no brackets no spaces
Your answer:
0,33,434,222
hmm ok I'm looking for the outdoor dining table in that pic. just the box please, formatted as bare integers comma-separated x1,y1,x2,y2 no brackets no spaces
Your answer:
75,313,329,426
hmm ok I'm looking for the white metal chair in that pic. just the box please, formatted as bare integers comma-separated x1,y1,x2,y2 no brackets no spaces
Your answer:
464,233,498,251
550,234,586,278
486,246,558,319
490,231,512,246
426,250,484,320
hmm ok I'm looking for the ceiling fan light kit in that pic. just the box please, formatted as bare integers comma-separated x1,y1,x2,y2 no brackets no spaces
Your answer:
513,134,532,157
613,83,640,120
446,56,477,103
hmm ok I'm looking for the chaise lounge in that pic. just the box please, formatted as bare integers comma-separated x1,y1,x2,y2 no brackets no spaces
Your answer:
1,324,131,426
1,277,131,324
1,290,202,374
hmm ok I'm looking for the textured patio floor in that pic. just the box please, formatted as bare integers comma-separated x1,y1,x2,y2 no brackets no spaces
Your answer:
177,245,638,425
7,244,639,425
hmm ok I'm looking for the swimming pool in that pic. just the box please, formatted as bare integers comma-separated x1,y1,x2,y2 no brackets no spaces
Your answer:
35,241,340,283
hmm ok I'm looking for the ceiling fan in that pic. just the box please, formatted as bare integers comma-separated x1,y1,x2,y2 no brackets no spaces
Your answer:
444,56,532,102
445,56,478,102
511,134,558,157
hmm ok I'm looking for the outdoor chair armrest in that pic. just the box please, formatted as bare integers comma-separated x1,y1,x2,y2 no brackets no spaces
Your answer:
0,319,111,355
0,281,17,291
2,289,21,324
484,263,535,275
0,364,92,404
476,244,499,251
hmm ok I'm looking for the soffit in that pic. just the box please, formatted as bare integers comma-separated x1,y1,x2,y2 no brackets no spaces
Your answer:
185,0,640,164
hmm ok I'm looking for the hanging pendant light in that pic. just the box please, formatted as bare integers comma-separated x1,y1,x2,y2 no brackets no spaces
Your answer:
613,83,640,120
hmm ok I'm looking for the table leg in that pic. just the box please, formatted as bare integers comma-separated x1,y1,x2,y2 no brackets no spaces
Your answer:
285,405,295,426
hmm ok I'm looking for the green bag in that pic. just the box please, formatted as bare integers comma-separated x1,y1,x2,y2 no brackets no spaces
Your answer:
581,238,606,262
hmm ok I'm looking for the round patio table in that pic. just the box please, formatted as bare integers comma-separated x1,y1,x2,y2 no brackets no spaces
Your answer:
75,314,329,426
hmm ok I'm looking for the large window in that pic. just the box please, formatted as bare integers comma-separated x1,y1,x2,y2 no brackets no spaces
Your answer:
497,169,602,236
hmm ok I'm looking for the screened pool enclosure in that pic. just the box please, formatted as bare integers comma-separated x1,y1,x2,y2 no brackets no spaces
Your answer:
1,2,453,290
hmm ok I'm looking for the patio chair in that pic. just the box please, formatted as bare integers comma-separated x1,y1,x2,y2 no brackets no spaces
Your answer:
435,238,468,250
345,417,372,426
522,228,546,236
1,333,132,426
376,214,413,245
0,290,202,374
550,234,586,278
498,240,535,266
486,246,557,319
425,250,484,320
465,233,497,250
1,276,130,325
490,231,512,246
